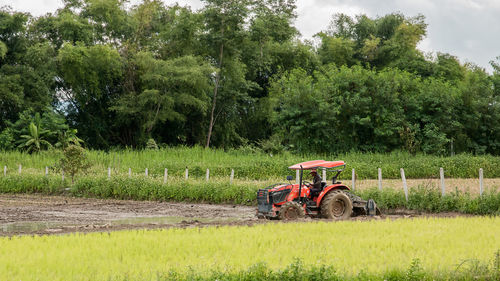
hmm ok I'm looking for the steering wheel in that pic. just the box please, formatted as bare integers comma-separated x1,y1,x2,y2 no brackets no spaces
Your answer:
302,181,312,186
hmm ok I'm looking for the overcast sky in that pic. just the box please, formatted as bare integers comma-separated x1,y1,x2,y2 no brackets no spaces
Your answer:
2,0,499,72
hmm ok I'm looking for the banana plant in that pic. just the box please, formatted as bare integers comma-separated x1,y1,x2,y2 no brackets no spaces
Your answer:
56,129,84,149
18,122,52,153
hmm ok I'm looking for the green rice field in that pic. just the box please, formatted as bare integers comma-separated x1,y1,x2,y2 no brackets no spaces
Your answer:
1,217,499,280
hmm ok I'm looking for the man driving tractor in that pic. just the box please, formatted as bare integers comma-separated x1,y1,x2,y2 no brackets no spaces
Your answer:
309,169,322,197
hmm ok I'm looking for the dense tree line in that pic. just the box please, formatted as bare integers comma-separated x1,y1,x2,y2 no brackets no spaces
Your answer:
0,0,499,155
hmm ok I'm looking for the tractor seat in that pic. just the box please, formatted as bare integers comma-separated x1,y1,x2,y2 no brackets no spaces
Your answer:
310,183,325,198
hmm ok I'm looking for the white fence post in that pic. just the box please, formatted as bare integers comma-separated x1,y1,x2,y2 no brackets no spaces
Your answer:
45,166,48,176
230,169,234,184
145,168,148,176
164,168,168,184
206,169,210,182
108,167,111,179
378,168,382,191
440,167,445,196
185,168,188,180
322,169,326,182
401,168,408,202
62,170,65,182
351,169,356,191
3,166,6,176
128,168,131,177
479,168,484,196
18,164,21,175
296,170,300,184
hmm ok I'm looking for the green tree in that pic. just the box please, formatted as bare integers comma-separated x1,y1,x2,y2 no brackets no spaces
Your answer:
201,0,251,148
321,13,427,70
454,65,500,154
238,0,302,143
112,53,213,144
270,65,463,154
57,43,123,148
60,145,90,184
269,68,329,153
434,53,466,82
30,9,93,48
316,34,356,66
80,0,131,44
0,10,58,134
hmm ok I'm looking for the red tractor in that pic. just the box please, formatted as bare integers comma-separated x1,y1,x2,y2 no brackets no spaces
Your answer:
257,160,380,220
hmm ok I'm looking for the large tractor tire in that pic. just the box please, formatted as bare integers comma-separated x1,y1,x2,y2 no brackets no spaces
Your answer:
278,201,305,220
320,191,353,220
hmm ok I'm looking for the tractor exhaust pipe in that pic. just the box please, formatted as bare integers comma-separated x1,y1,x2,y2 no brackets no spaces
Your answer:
298,165,303,204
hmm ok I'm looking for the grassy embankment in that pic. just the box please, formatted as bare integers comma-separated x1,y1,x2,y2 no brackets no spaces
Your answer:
2,147,500,179
1,174,500,214
1,217,499,280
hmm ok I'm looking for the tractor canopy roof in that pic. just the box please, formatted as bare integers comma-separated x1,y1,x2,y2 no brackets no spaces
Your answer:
288,160,345,170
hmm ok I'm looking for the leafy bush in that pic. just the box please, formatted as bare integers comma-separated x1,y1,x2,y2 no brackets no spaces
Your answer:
146,138,159,150
60,145,91,184
0,128,14,150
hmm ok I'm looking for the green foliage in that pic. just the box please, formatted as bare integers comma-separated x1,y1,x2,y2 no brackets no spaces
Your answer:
1,3,500,155
320,13,427,70
0,65,24,129
17,122,53,153
60,145,91,184
0,40,6,58
0,128,14,150
317,33,356,66
57,42,123,148
145,138,158,150
55,128,84,149
112,53,213,143
270,63,497,155
356,187,500,215
7,109,78,152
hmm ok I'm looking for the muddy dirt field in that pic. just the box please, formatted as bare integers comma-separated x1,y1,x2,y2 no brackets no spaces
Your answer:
0,194,469,236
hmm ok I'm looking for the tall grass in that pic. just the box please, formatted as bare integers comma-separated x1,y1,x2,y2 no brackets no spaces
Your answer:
1,147,500,179
357,187,500,215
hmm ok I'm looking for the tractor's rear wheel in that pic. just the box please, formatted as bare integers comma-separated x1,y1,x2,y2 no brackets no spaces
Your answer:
278,202,305,220
320,191,353,220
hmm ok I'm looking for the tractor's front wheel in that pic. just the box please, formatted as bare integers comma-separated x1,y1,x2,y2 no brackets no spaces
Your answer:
320,191,353,220
278,202,305,220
